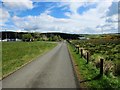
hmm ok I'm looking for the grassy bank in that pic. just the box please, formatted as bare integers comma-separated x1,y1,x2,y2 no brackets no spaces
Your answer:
2,41,57,77
0,42,2,78
68,43,120,88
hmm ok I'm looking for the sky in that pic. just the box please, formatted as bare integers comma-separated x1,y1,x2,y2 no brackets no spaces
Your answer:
0,0,119,34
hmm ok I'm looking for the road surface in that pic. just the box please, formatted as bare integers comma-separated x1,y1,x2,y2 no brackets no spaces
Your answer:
2,41,79,88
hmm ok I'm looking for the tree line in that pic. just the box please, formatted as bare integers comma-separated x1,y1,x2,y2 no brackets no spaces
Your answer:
22,33,63,42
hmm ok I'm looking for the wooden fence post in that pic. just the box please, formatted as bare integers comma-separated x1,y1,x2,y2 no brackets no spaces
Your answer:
86,52,89,64
100,58,104,75
80,49,83,58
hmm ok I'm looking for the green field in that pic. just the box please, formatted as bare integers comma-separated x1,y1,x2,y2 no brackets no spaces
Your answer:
0,42,2,78
2,41,57,78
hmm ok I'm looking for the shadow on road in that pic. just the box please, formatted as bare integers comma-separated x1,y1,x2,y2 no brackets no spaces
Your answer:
80,74,102,83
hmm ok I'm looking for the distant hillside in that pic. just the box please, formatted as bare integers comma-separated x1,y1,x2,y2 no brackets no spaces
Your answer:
41,32,80,40
1,31,119,40
1,31,80,40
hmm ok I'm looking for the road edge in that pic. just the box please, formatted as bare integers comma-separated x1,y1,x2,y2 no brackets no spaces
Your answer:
66,42,80,88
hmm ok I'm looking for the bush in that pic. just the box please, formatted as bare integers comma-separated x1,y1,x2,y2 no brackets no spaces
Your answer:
22,34,33,42
114,61,120,76
104,61,114,76
48,35,62,41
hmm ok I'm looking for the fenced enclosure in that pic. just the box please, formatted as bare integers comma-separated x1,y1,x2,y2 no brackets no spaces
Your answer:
68,40,104,76
67,39,120,77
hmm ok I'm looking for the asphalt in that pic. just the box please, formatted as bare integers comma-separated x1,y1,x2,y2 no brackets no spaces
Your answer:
2,41,78,88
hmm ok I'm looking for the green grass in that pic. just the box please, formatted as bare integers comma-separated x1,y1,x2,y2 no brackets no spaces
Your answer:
0,42,2,78
68,43,120,88
2,41,57,77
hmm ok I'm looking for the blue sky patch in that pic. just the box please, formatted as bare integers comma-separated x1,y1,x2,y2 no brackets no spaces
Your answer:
49,5,71,19
77,3,97,15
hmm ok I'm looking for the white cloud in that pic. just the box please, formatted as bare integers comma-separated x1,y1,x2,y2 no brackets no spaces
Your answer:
61,1,111,33
0,8,10,26
68,2,84,14
12,14,70,32
3,1,119,34
106,14,118,22
11,10,103,34
2,0,34,10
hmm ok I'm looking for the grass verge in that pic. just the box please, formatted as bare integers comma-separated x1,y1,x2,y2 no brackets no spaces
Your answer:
2,41,57,78
0,42,2,79
68,43,120,88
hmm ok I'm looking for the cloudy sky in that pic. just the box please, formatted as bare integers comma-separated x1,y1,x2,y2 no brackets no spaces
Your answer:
0,0,119,34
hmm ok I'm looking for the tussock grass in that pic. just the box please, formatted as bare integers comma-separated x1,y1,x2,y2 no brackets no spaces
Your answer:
68,43,120,88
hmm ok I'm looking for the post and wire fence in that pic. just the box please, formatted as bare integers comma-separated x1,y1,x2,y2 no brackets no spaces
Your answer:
67,40,104,76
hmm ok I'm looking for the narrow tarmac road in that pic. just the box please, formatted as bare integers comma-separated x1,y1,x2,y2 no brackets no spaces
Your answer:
2,41,79,88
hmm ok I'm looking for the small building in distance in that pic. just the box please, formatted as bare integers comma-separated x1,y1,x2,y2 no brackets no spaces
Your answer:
0,30,28,41
78,36,89,40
